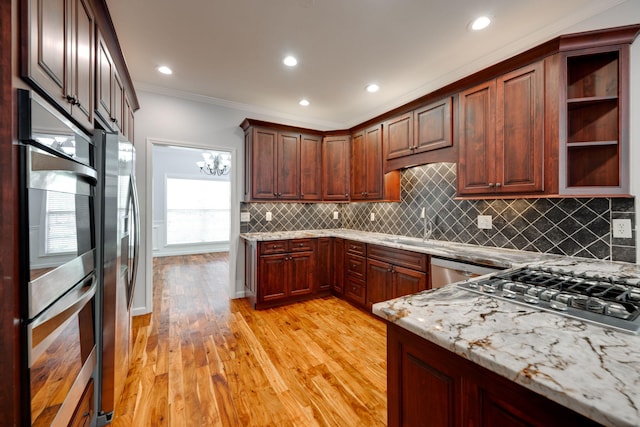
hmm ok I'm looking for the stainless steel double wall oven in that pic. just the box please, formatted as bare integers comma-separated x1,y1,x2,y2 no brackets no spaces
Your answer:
18,89,98,426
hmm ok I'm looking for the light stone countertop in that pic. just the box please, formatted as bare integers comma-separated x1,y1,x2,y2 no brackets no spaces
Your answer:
241,229,640,426
373,256,640,427
240,229,562,269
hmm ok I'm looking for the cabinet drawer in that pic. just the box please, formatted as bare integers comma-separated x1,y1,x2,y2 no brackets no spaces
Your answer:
368,244,428,272
346,240,366,256
345,277,366,306
289,238,315,252
346,254,366,278
260,240,288,255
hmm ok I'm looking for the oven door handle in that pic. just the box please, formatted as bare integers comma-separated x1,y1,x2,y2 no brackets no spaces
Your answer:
28,274,96,366
30,147,97,185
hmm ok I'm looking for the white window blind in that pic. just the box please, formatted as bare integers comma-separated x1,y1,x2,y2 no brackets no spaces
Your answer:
166,178,231,245
45,192,77,254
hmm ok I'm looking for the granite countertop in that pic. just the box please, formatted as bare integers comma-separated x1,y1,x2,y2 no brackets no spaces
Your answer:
240,229,562,269
373,256,640,427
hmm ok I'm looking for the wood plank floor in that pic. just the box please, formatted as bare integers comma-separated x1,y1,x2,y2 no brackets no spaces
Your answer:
112,253,387,426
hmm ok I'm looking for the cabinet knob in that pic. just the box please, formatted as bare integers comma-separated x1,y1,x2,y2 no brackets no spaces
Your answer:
345,193,349,198
298,243,304,247
273,245,277,249
488,183,494,188
495,183,502,188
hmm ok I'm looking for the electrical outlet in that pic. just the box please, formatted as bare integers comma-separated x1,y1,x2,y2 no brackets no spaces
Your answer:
240,212,251,222
370,212,375,222
420,207,426,219
333,211,339,220
266,211,272,221
477,215,492,230
613,218,632,238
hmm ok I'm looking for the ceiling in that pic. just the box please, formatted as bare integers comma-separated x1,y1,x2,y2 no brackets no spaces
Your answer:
105,0,631,130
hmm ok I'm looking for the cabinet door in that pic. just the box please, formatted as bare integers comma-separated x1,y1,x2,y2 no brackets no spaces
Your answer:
259,255,287,302
317,238,332,291
414,97,452,153
366,258,391,308
96,31,114,124
388,326,458,427
251,128,278,199
289,252,314,296
322,135,350,201
393,266,426,299
277,132,300,200
333,238,344,294
364,124,383,199
385,112,414,160
25,0,67,105
496,61,544,193
458,80,497,194
300,134,322,201
350,130,366,200
112,70,124,133
68,0,94,129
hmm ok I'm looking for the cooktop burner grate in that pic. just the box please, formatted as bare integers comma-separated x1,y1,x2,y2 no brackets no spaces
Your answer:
457,267,640,334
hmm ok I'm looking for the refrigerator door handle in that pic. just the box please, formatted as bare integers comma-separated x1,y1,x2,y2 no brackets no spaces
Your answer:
127,174,140,309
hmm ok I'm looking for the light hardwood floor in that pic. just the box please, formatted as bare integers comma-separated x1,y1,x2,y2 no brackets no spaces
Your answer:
112,253,387,426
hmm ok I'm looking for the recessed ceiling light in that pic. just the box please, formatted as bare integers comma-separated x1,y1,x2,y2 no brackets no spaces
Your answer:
471,16,491,31
366,83,380,93
157,65,173,75
283,56,298,67
299,99,310,106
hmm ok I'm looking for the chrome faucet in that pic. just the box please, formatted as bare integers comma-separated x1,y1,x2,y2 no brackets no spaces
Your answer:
422,207,433,241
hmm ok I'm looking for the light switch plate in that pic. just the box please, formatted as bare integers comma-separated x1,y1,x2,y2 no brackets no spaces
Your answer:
370,212,375,222
240,212,250,222
613,218,632,238
266,211,272,221
333,211,339,220
477,215,492,230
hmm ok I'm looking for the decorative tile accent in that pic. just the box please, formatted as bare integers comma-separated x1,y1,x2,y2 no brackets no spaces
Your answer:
241,163,636,263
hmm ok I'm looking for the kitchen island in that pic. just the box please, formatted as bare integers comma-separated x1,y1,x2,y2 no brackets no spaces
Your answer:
373,257,640,427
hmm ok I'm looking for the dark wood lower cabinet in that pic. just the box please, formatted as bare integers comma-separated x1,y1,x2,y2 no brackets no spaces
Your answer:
387,323,601,427
317,237,332,292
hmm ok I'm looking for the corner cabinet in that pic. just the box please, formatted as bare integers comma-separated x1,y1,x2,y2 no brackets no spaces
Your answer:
559,46,629,195
23,0,95,131
387,323,600,427
351,124,401,202
458,61,544,196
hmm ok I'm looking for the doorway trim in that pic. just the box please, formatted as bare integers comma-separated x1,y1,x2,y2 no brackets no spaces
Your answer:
137,137,240,315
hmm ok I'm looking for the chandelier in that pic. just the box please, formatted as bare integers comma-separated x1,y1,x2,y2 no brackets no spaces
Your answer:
196,151,231,176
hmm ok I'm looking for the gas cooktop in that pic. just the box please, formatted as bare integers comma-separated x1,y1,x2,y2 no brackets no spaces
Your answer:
457,266,640,334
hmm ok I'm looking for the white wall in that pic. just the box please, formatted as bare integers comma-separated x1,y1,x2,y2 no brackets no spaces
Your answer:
131,4,640,315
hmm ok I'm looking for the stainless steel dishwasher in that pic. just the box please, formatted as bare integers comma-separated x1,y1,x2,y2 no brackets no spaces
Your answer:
430,257,503,288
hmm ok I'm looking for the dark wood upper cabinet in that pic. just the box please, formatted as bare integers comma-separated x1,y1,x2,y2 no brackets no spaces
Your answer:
322,135,350,201
23,0,95,131
351,124,400,201
458,61,544,196
414,98,453,154
300,134,322,201
247,127,278,200
384,98,453,165
276,131,300,200
96,29,127,134
242,121,325,201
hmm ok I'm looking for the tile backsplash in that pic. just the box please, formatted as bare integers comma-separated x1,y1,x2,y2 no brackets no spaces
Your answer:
241,163,636,263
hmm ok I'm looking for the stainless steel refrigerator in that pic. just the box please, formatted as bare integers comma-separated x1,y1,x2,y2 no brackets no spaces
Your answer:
95,130,140,425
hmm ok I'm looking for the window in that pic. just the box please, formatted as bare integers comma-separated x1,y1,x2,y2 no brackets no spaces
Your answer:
45,192,78,254
166,178,230,245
